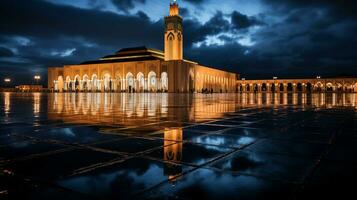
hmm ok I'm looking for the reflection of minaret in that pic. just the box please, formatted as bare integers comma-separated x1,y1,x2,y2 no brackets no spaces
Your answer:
164,1,183,61
163,128,183,181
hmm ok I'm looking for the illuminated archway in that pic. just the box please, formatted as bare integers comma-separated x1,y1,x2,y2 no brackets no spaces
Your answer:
314,82,323,92
65,76,71,91
326,83,334,92
115,76,122,92
306,83,312,93
287,83,293,92
137,72,145,92
246,84,251,92
92,74,98,92
148,71,157,92
354,82,357,93
126,72,134,93
82,75,89,91
103,73,111,92
253,84,259,92
57,76,64,92
74,75,80,91
271,84,276,92
261,83,267,92
279,83,284,92
161,72,168,92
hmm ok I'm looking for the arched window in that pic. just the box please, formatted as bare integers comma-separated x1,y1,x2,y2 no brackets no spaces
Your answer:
137,72,145,92
57,76,64,92
82,75,89,91
74,75,80,91
103,73,111,92
167,32,175,41
92,74,98,92
126,72,134,93
148,71,157,92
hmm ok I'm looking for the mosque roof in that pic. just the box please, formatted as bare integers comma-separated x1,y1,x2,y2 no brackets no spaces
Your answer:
80,46,164,65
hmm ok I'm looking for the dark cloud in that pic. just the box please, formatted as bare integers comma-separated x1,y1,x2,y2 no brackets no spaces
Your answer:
183,0,204,5
184,11,231,46
231,11,263,29
263,0,357,17
0,47,14,57
111,0,146,13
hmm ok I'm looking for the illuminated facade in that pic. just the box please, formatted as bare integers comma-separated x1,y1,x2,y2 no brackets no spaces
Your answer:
48,1,237,93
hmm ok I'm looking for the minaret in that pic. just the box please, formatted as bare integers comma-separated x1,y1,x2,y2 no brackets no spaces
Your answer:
164,0,183,61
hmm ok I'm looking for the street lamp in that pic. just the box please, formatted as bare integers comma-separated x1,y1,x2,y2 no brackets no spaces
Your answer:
34,75,41,84
4,78,11,88
273,77,278,80
316,76,321,79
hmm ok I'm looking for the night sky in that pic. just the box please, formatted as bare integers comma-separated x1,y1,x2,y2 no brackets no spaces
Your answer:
1,0,357,86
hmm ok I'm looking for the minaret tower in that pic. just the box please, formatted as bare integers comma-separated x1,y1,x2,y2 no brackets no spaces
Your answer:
164,0,183,61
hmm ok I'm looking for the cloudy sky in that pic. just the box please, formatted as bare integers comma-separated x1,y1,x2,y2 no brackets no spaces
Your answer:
1,0,357,85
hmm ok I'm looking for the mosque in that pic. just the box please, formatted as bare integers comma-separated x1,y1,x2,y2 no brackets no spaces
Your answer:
48,1,238,93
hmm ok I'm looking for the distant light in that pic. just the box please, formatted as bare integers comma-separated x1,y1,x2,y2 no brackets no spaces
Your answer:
4,78,11,83
34,75,41,80
316,76,321,79
273,77,278,80
242,78,246,80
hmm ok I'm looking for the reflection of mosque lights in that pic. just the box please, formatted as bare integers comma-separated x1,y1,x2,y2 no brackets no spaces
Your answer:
33,93,40,116
4,92,10,115
163,128,183,182
47,93,357,125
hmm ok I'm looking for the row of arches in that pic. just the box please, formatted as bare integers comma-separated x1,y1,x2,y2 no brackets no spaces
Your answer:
54,72,169,93
238,82,357,93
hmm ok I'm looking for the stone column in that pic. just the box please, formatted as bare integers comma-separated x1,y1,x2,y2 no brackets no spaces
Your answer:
144,78,148,92
72,81,75,92
258,84,262,92
79,80,83,91
283,84,288,93
99,80,104,92
302,84,307,93
242,84,246,92
266,83,271,92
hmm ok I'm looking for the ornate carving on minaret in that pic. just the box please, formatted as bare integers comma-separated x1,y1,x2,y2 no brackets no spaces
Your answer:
164,1,183,61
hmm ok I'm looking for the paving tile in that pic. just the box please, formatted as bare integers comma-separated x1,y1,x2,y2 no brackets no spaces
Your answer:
210,150,316,182
220,127,270,138
0,140,68,161
183,124,230,133
141,168,297,200
245,139,327,158
57,157,193,199
146,142,234,166
92,137,173,154
2,149,121,180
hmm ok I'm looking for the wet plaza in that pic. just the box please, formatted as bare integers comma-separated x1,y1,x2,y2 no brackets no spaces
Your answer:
0,92,357,199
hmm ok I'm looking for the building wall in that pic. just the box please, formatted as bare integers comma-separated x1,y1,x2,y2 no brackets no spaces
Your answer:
237,78,357,93
195,65,237,93
48,60,237,93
